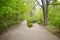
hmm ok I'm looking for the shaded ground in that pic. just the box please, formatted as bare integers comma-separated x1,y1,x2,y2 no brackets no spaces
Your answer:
0,20,60,40
46,26,60,38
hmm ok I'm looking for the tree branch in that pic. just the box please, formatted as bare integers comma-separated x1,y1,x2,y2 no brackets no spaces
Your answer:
36,0,43,8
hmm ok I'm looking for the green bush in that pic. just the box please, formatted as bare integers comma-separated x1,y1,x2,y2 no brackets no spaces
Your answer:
0,0,29,33
27,17,33,27
27,17,34,23
48,6,60,27
27,22,33,28
27,9,43,27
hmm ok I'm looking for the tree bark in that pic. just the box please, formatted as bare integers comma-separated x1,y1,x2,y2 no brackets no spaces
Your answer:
45,0,49,26
41,0,49,26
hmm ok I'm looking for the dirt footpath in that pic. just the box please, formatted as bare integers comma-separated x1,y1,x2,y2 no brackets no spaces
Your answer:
0,21,60,40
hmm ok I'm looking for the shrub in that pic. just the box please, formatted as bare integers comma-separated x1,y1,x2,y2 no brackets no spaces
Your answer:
27,22,33,28
48,6,60,27
0,0,29,33
27,17,33,27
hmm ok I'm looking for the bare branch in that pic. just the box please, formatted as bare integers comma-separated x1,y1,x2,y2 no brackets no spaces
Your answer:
36,0,43,8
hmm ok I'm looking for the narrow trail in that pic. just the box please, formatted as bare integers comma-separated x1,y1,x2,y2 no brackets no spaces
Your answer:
0,20,60,40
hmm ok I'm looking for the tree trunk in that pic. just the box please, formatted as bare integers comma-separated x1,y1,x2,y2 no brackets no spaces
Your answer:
41,0,48,26
45,0,49,26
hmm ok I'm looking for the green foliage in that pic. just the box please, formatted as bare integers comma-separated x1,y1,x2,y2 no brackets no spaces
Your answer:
27,9,43,27
35,5,60,27
48,5,60,27
27,17,35,23
28,5,60,28
27,17,34,28
52,0,57,2
0,0,29,33
27,22,33,28
34,9,43,24
50,2,60,5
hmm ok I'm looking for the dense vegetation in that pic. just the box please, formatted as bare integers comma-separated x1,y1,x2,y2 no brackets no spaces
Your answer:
0,0,29,33
37,5,60,28
0,0,60,38
27,5,60,28
26,0,60,38
48,5,60,27
27,5,60,38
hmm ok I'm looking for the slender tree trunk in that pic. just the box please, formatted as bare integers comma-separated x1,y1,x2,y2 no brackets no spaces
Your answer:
45,0,49,26
41,0,49,26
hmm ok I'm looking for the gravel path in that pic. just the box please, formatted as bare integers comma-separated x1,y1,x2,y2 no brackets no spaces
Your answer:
0,21,60,40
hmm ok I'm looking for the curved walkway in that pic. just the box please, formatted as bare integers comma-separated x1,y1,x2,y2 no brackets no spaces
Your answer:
0,21,60,40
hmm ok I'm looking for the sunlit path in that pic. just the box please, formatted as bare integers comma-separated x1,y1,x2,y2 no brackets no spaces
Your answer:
0,20,60,40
